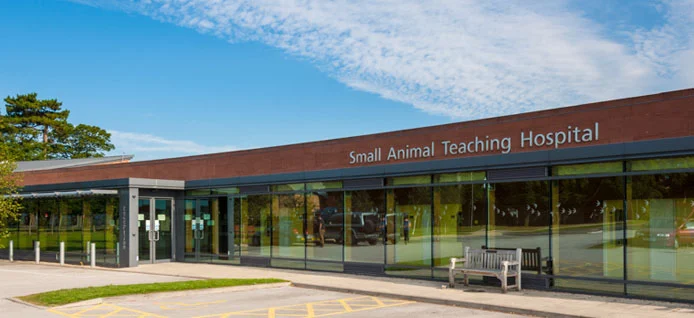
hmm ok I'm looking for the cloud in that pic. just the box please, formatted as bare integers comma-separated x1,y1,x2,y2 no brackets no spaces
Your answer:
108,130,237,160
75,0,694,119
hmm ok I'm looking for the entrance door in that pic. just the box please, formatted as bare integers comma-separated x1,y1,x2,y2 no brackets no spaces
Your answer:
138,198,173,263
185,198,236,263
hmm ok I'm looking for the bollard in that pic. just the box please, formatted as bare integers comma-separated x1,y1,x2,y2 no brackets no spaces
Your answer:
59,242,65,266
9,240,13,262
90,243,96,268
86,241,91,263
35,241,40,264
116,242,120,267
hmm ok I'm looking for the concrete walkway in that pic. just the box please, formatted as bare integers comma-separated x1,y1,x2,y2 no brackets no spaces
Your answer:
119,263,694,318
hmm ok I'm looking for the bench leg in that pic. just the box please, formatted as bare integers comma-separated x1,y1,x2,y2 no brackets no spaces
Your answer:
517,272,522,291
501,273,508,293
464,273,469,286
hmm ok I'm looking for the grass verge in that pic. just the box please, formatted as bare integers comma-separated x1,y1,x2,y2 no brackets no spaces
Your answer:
18,278,287,307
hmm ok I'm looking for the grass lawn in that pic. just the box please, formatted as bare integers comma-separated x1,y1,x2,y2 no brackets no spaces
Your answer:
18,278,287,307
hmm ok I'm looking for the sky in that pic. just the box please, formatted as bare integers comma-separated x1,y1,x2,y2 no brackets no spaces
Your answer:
1,0,692,161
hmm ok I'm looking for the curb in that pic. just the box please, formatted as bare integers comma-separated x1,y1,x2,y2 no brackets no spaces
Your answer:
54,298,104,309
6,297,47,310
102,282,292,302
291,283,587,318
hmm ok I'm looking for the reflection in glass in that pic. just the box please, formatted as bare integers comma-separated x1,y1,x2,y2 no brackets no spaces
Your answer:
137,199,151,262
343,190,385,264
272,194,306,263
627,173,694,300
434,184,486,269
553,176,624,293
241,195,271,257
184,199,196,261
386,187,432,278
489,181,550,273
306,191,343,270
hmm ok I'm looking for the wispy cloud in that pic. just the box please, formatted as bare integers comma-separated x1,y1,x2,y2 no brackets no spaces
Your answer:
108,130,237,160
75,0,693,119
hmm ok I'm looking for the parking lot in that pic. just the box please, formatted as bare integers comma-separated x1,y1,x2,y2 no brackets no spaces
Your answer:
0,261,521,318
46,285,520,318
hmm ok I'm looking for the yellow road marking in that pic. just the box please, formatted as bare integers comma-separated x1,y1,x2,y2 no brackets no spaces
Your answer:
156,299,227,310
337,300,352,312
47,303,166,318
195,295,414,318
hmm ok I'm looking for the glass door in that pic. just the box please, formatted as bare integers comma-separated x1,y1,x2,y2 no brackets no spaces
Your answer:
185,197,237,263
138,199,151,262
153,199,172,261
138,198,173,263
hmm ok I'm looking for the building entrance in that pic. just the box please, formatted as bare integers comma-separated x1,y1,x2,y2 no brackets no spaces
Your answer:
184,197,237,263
138,198,173,263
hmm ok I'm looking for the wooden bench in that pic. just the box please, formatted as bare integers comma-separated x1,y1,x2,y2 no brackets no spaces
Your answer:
481,246,543,275
449,246,522,293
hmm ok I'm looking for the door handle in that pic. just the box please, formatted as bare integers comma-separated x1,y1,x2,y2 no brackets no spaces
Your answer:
153,231,160,242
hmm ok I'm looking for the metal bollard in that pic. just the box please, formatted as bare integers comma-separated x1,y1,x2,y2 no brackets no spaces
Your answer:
9,240,13,262
86,241,91,263
90,243,96,268
35,241,40,264
60,242,65,266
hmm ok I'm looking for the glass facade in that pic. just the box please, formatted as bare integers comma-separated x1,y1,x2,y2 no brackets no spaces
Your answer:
179,156,694,301
2,196,119,266
5,155,694,301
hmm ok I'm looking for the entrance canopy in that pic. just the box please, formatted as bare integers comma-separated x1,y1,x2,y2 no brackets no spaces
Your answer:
8,189,118,199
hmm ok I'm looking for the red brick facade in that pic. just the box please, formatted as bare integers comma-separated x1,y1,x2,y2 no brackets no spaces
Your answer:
19,89,694,186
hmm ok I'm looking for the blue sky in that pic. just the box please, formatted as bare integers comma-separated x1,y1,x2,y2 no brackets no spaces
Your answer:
1,0,692,161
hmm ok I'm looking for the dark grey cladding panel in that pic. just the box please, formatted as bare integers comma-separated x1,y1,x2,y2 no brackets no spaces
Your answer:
21,178,130,193
623,136,694,157
487,167,547,181
343,178,384,189
238,185,270,195
548,143,625,164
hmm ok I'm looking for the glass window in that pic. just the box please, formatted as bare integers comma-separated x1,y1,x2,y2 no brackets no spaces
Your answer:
433,184,486,274
629,156,694,172
344,190,385,264
386,187,433,278
61,198,85,264
387,175,431,186
554,161,623,176
488,181,550,273
627,172,694,300
17,199,38,259
306,191,344,271
211,188,239,195
185,189,211,196
306,181,343,191
240,195,271,258
85,196,119,266
272,183,304,192
272,194,306,266
37,199,59,253
434,171,486,183
552,176,624,294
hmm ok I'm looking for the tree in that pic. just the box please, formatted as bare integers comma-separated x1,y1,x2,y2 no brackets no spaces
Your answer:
0,146,22,248
2,93,114,160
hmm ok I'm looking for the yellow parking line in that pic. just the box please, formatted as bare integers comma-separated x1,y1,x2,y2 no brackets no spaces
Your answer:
47,303,166,318
337,299,353,312
156,299,227,310
195,295,414,318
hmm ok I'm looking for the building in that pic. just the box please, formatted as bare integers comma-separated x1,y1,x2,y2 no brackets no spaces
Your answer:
3,88,694,302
